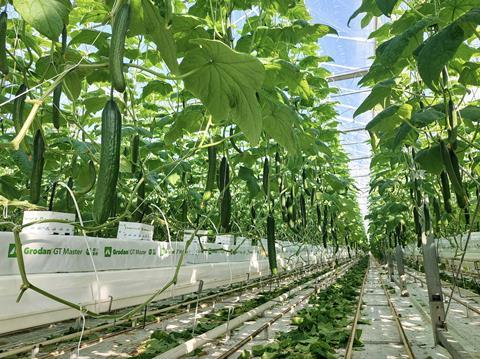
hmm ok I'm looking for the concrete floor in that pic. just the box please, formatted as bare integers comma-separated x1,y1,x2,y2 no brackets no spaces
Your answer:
352,265,409,359
404,269,480,358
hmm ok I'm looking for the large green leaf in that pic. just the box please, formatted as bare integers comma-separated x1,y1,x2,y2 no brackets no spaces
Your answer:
142,80,173,99
180,39,265,144
459,62,480,86
13,0,71,40
259,92,298,153
326,173,348,191
392,122,418,148
415,8,480,90
460,105,480,122
411,108,444,127
164,107,205,144
414,144,443,175
264,59,312,100
360,18,431,85
129,0,179,73
375,0,399,16
348,0,382,26
354,79,395,117
366,104,412,133
237,166,261,198
69,29,109,50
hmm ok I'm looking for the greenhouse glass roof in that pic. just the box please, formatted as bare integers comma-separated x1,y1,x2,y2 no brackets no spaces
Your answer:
307,0,376,220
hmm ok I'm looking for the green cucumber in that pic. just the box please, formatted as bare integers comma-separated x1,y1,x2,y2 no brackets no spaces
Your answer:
218,156,229,191
0,11,8,75
262,157,269,196
250,205,256,220
448,148,467,208
432,196,441,223
110,3,131,92
440,171,452,213
30,130,45,204
302,168,308,191
93,99,122,224
440,140,466,207
52,84,62,129
300,194,306,227
48,181,57,211
131,134,139,174
13,84,27,134
180,199,187,223
316,204,322,232
266,213,277,275
205,145,217,192
322,206,328,248
220,187,231,232
424,203,431,232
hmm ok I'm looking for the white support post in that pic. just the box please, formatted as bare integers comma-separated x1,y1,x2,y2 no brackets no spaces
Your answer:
395,245,409,297
421,200,446,345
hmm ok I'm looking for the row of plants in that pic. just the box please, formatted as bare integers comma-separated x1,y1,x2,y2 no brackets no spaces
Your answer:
0,0,367,268
352,0,480,256
406,257,480,295
242,256,369,359
130,263,339,358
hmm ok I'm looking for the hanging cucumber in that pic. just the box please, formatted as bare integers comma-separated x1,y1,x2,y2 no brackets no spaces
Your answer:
48,182,58,211
449,148,467,208
13,84,27,134
250,205,256,226
30,130,45,204
93,99,122,224
220,188,231,232
322,206,328,248
275,152,281,174
424,203,431,232
316,204,321,224
300,193,306,227
286,192,295,230
52,85,62,129
205,145,217,195
440,171,452,213
440,140,466,208
432,196,441,223
218,156,229,191
302,168,310,195
266,213,277,275
0,11,8,75
180,199,188,222
218,156,231,232
109,3,131,92
131,134,139,174
262,157,269,197
52,25,67,129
